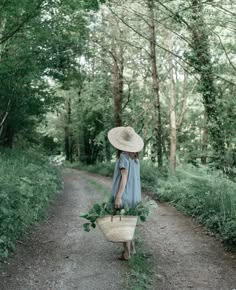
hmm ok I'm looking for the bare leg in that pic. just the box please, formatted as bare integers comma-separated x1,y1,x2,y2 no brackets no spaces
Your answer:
130,240,136,254
122,242,131,259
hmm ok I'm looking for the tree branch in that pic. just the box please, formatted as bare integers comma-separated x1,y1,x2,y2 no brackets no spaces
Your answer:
109,5,236,88
122,82,132,110
0,100,11,137
177,67,188,128
0,0,45,45
211,30,236,72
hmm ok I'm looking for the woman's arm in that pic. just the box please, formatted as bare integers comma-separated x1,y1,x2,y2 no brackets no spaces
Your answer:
115,168,128,208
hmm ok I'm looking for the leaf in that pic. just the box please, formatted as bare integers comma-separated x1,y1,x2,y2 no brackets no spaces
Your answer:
0,206,9,215
91,222,96,229
147,200,158,208
83,223,91,232
120,209,126,215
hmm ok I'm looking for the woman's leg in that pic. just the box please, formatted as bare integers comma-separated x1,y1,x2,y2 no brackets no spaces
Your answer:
130,240,136,254
122,242,131,259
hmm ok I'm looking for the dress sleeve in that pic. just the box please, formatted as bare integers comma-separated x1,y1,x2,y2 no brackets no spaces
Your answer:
119,154,129,170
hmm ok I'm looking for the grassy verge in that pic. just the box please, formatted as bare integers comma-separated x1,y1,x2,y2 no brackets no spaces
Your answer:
69,160,236,250
125,234,154,290
158,165,236,250
0,148,62,259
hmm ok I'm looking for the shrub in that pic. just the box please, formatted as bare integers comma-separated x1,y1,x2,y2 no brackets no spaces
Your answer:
0,148,62,258
140,161,159,191
157,165,236,249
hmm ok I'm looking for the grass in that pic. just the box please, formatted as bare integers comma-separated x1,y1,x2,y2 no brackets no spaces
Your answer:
125,234,154,290
158,165,236,250
0,147,62,259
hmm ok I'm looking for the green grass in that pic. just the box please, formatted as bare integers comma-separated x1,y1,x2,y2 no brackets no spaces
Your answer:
157,165,236,250
0,148,62,259
125,234,154,290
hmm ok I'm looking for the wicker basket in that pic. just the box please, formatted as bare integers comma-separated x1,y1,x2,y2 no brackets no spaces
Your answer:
96,215,138,242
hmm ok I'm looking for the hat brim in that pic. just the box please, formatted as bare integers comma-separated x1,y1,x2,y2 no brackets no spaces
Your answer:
108,127,144,152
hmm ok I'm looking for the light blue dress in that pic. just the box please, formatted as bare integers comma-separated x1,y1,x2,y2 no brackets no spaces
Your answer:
111,153,141,208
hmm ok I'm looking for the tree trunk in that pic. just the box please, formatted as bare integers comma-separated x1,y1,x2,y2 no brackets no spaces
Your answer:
201,111,208,165
148,0,163,167
0,18,7,139
64,96,73,162
190,0,225,165
0,17,6,61
169,53,176,172
2,124,14,148
112,44,124,127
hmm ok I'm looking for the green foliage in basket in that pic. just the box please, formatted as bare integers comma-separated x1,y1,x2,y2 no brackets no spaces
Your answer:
80,197,157,232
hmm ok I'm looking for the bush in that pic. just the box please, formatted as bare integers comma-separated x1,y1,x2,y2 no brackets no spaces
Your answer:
140,160,159,191
157,165,236,249
0,148,62,258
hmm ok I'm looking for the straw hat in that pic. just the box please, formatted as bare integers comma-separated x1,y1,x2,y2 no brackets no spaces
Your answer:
108,126,144,152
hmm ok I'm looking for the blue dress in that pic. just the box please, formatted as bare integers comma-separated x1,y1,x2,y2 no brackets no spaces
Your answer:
111,153,141,208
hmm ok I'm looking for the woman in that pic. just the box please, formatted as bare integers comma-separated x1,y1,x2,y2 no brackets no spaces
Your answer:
108,126,144,261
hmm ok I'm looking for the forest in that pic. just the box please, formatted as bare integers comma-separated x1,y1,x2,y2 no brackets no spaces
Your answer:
0,0,236,258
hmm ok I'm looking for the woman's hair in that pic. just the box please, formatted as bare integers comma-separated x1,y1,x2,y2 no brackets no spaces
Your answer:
117,150,139,160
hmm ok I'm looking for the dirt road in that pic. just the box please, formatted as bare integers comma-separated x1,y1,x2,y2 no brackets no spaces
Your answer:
0,168,236,290
0,169,127,290
85,170,236,290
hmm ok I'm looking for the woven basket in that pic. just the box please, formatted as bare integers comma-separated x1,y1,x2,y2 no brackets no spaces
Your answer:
96,215,138,242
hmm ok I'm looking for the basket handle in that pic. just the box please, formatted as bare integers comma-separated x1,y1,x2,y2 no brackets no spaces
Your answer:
111,215,122,222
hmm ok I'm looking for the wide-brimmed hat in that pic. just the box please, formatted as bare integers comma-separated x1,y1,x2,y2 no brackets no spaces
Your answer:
108,126,144,152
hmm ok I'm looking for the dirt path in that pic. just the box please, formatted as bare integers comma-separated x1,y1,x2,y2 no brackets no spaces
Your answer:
84,171,236,290
0,169,127,290
1,169,236,290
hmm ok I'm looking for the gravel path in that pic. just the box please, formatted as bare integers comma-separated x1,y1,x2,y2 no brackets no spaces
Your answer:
0,169,127,290
0,168,236,290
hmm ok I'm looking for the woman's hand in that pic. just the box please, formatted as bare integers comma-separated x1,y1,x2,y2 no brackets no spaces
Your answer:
115,196,122,208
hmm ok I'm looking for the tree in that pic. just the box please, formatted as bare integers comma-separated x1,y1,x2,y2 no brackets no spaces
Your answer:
147,0,163,167
0,0,102,148
188,0,225,165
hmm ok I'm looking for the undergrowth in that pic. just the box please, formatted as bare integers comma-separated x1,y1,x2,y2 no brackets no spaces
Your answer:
158,165,236,250
0,148,62,259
